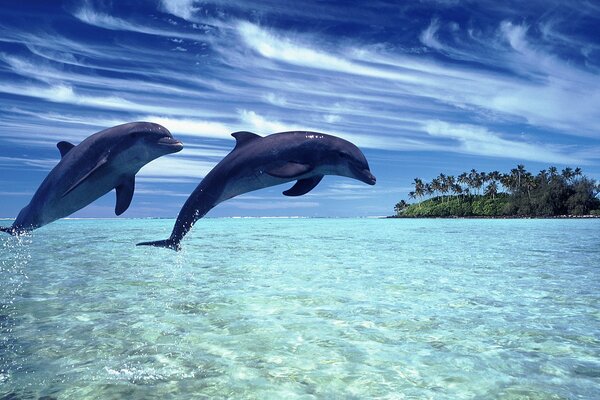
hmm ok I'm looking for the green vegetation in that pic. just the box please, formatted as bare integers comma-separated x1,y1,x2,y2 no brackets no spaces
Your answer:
394,166,600,218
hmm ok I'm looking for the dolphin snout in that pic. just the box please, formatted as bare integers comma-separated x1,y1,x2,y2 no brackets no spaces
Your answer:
355,168,376,185
363,169,376,185
157,136,184,151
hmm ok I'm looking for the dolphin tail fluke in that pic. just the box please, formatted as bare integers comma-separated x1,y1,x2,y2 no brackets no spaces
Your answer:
136,238,181,251
0,226,16,236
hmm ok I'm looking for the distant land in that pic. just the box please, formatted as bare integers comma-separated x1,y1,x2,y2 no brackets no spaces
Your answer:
393,165,600,218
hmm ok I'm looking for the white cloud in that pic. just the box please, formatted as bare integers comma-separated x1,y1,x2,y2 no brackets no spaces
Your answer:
236,21,430,85
237,109,297,133
0,156,57,170
235,19,600,140
420,19,443,50
423,120,580,164
138,156,214,179
324,114,341,124
73,4,208,41
160,0,199,21
140,116,232,139
0,83,211,117
264,92,287,107
500,21,529,53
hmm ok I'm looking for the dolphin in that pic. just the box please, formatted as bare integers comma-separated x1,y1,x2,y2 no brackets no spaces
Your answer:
0,122,183,235
137,130,376,251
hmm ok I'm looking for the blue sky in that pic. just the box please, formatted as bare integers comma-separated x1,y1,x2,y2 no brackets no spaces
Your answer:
0,0,599,218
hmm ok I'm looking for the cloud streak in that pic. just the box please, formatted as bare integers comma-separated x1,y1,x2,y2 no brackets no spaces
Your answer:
423,120,581,164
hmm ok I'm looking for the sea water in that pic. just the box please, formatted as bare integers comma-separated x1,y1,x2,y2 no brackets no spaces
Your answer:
1,218,599,399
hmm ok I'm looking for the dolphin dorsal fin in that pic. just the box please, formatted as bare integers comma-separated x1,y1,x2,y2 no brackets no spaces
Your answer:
231,131,261,149
57,141,75,158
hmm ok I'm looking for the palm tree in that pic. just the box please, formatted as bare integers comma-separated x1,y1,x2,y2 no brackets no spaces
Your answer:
508,165,527,192
453,183,463,201
472,171,485,195
500,173,516,194
487,171,501,184
562,167,574,182
485,181,498,199
468,169,479,194
413,178,426,202
458,172,469,199
537,169,548,184
425,183,433,199
408,191,416,202
516,164,527,188
394,200,408,215
437,173,450,202
431,178,441,200
446,175,456,199
523,172,536,200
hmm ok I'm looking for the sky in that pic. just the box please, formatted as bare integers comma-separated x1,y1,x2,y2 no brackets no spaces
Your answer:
0,0,599,218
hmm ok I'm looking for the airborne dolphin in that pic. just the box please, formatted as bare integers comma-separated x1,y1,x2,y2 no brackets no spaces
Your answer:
137,130,376,251
0,122,183,235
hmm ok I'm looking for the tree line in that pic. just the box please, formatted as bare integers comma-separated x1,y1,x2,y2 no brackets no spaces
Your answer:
395,165,600,217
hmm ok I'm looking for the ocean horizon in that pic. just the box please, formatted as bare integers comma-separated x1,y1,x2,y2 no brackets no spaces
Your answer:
1,218,599,399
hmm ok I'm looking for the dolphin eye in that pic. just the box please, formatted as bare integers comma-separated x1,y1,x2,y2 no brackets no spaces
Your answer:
339,151,352,160
132,131,149,139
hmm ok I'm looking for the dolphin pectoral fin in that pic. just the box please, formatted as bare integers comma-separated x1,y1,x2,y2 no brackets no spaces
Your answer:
283,175,324,196
115,175,135,216
56,141,75,158
231,131,261,149
266,162,313,178
61,157,109,198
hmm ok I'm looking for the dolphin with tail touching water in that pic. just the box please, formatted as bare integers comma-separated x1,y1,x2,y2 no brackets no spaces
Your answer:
137,131,376,251
0,122,183,235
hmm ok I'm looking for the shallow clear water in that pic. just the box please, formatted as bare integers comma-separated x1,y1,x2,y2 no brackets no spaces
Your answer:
1,218,599,399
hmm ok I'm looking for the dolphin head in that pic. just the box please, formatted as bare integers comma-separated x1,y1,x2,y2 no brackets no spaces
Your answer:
118,122,183,166
319,134,376,185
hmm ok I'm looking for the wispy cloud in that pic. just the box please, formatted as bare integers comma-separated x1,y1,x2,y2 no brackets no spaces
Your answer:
159,0,199,21
0,83,216,117
0,156,57,170
236,21,434,86
141,116,232,139
420,19,443,50
235,20,600,140
423,120,580,164
138,156,215,180
73,3,209,41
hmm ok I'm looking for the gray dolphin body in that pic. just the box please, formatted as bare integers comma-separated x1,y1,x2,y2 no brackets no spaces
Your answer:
0,122,183,235
137,130,376,251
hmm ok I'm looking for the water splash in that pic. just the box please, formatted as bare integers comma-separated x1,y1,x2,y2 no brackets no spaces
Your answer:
0,234,32,394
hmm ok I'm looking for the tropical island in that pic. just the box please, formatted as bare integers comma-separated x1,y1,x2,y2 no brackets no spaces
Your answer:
393,165,600,218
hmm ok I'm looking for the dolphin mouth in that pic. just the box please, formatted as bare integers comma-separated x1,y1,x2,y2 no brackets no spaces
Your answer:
157,137,184,152
352,165,376,185
361,169,377,185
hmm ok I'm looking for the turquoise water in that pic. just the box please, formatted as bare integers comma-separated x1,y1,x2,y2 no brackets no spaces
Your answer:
1,218,599,399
